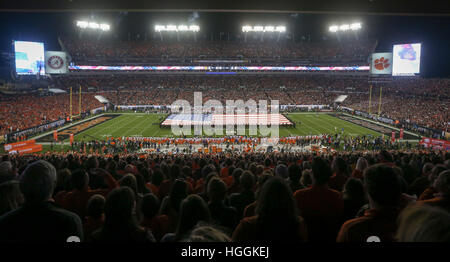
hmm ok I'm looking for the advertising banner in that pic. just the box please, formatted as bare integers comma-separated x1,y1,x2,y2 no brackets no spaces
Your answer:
4,139,36,152
419,137,450,150
9,144,43,155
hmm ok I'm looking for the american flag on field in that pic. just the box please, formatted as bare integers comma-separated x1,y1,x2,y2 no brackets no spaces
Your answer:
161,114,211,126
161,113,293,126
212,114,292,125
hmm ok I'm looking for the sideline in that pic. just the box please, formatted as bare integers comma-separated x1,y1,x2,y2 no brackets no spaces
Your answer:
31,113,106,141
342,112,421,140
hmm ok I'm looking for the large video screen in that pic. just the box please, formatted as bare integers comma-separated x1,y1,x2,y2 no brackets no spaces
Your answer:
14,41,45,75
392,43,421,76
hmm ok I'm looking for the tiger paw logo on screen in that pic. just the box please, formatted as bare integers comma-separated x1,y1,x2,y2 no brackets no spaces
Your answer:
374,57,390,70
48,56,64,69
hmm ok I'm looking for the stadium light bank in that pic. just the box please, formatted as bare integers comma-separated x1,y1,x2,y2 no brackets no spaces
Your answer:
76,21,110,31
155,25,200,32
329,23,361,32
242,25,286,33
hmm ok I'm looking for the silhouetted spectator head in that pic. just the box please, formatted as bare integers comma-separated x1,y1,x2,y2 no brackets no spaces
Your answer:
183,225,231,242
0,180,24,216
207,178,227,203
332,157,349,175
288,163,302,184
86,194,105,220
429,165,447,183
396,204,450,242
71,169,89,190
311,157,332,186
0,161,16,184
175,194,211,239
86,156,99,170
422,163,434,176
256,165,264,176
434,170,450,197
444,159,450,169
55,168,71,193
355,157,368,172
19,160,57,203
302,161,311,170
106,160,117,175
104,187,136,226
275,164,288,179
124,164,136,175
151,170,164,186
240,171,255,191
343,178,365,201
255,176,304,241
141,193,160,219
378,150,393,163
231,168,244,185
264,158,272,167
120,174,138,195
203,172,219,192
169,179,189,212
181,166,192,178
256,177,297,221
364,164,402,208
202,164,215,179
300,170,313,187
170,164,181,180
249,163,257,175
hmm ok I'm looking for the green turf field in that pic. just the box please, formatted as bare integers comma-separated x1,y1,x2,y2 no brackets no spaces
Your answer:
68,113,381,142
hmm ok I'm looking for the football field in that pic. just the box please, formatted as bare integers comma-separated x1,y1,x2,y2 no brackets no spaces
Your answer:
67,113,381,142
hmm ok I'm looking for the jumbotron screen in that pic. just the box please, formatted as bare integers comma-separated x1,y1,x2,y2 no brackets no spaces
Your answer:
392,43,421,76
14,41,45,75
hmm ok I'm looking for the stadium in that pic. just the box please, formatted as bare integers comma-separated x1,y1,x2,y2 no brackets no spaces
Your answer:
0,0,450,251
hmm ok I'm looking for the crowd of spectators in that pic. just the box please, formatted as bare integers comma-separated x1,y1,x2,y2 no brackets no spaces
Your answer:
61,37,375,63
0,93,103,136
56,75,449,131
1,75,448,137
0,149,449,242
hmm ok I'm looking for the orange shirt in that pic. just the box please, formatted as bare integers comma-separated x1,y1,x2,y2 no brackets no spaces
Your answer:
337,207,401,242
194,178,204,194
141,215,170,242
59,173,118,219
220,167,229,178
243,201,257,218
145,183,159,196
158,179,194,200
418,187,438,201
222,176,234,188
329,173,348,192
351,169,364,180
418,197,450,213
157,180,173,200
294,185,344,241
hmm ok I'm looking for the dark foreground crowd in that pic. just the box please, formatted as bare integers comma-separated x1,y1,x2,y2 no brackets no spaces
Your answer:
0,149,449,242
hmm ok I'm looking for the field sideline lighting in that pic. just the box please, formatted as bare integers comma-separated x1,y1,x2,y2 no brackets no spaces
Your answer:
329,22,361,32
242,25,286,33
76,20,110,31
155,25,200,32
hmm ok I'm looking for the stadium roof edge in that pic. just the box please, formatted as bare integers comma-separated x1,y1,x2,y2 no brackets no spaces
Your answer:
0,9,448,16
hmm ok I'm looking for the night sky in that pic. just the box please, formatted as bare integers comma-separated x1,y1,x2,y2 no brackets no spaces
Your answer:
0,11,449,77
